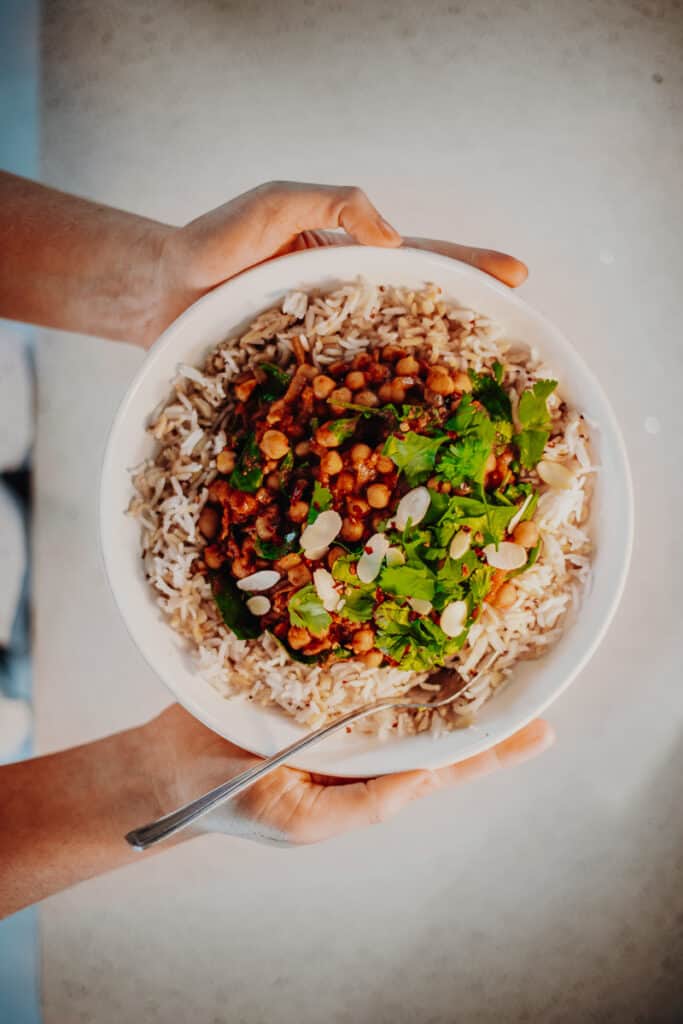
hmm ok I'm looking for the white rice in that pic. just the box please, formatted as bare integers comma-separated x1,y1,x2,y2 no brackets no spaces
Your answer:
129,279,593,736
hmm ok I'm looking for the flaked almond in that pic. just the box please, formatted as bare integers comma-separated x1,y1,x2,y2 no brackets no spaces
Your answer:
313,568,341,612
357,533,390,583
236,570,281,592
394,486,431,530
385,546,406,567
537,460,575,490
449,529,471,560
483,541,527,571
409,597,433,615
440,600,468,637
246,595,271,615
507,493,533,535
300,510,343,554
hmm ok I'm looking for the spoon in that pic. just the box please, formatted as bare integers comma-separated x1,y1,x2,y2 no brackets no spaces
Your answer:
125,669,470,851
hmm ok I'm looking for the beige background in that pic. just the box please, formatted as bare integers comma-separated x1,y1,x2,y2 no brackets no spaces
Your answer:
36,1,683,1022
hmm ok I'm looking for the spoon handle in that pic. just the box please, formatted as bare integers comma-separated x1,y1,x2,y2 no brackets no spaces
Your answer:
125,698,395,850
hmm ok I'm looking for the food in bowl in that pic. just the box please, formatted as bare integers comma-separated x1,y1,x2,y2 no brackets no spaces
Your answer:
130,280,593,734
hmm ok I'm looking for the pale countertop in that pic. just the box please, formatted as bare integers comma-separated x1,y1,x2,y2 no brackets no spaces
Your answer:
36,2,682,1022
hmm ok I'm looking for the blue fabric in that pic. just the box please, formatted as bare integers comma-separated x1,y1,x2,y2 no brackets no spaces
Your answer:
0,1,42,1022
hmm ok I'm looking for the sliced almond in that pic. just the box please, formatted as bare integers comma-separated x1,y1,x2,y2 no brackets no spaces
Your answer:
483,542,527,571
236,570,281,592
507,493,533,535
449,529,471,560
385,546,406,567
409,597,433,615
357,533,390,584
537,460,575,490
313,568,341,612
394,486,431,530
300,510,343,554
440,599,468,637
246,595,271,615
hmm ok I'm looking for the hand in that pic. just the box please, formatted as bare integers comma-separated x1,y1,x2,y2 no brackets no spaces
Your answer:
147,181,528,348
147,705,554,846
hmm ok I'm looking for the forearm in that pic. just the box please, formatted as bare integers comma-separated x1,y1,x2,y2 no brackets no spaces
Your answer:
0,719,184,918
0,172,173,345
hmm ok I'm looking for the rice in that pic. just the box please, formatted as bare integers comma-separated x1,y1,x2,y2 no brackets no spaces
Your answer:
130,279,594,737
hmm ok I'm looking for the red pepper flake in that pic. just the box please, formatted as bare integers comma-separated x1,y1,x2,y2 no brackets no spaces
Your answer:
345,726,352,733
364,545,374,554
392,721,398,728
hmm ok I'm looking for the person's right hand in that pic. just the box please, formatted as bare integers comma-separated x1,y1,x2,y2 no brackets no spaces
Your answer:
145,181,528,348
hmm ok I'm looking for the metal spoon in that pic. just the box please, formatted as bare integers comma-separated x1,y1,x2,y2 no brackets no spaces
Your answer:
125,669,469,851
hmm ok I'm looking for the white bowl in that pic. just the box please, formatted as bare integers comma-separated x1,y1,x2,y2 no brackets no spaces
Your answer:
100,246,633,776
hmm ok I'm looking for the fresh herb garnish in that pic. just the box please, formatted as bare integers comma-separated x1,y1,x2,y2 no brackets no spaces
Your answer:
383,431,448,487
379,563,436,603
337,586,376,623
211,571,262,640
307,481,333,524
258,361,292,400
468,368,512,423
374,600,465,672
288,585,332,637
514,379,558,469
327,417,359,444
255,529,298,560
229,433,263,493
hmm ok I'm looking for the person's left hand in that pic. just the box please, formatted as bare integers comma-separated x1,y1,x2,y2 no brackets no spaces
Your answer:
146,181,528,348
146,705,553,846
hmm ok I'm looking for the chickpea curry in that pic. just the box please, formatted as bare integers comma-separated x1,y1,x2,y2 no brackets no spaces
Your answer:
199,344,556,672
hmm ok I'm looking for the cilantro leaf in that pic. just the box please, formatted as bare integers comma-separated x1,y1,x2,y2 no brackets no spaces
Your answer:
433,558,467,611
468,565,494,607
307,481,333,523
518,379,557,429
337,586,376,623
257,361,291,400
515,428,549,469
493,360,504,384
379,564,436,602
437,426,495,487
331,553,362,587
383,431,448,487
254,529,298,561
211,572,262,640
288,585,331,637
469,369,512,422
229,433,263,493
374,600,467,671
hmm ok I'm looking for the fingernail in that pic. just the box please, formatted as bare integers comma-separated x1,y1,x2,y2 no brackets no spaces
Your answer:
377,217,401,242
499,720,555,766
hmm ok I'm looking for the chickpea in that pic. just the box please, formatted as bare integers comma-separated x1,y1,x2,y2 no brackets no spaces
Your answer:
355,389,380,407
288,626,311,650
381,345,404,362
367,483,391,509
288,500,309,523
255,514,277,540
513,520,539,549
266,471,281,491
260,429,290,460
336,470,355,493
376,454,394,474
234,377,257,402
320,450,343,476
484,452,497,474
347,497,370,519
491,582,517,610
230,556,252,579
327,545,345,569
216,450,236,474
295,440,312,457
275,552,301,571
352,627,376,654
362,650,384,668
345,370,366,391
352,351,372,370
378,382,394,403
389,381,407,403
453,371,473,394
303,637,332,656
341,518,364,542
204,545,224,570
396,354,419,376
312,374,336,399
198,505,220,539
426,366,455,396
328,386,352,408
287,563,312,587
350,442,372,466
315,422,342,448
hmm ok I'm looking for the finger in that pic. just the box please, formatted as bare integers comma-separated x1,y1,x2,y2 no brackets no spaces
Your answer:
403,235,528,288
434,718,555,788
